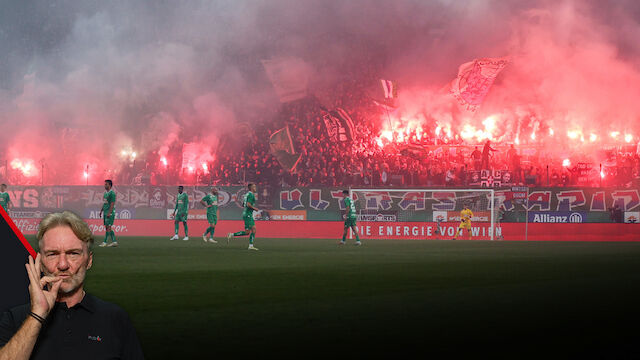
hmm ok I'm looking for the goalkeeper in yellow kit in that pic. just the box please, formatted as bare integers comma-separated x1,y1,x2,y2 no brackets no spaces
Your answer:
453,203,473,240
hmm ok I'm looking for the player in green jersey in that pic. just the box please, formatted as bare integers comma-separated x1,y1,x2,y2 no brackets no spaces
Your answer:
200,187,219,243
339,189,361,246
98,180,118,247
227,183,260,250
0,184,12,215
170,185,190,241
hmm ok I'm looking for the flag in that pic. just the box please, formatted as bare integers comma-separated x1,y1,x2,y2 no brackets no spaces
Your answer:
372,79,399,110
322,113,341,142
450,57,508,112
323,108,355,142
333,108,355,141
261,57,311,103
269,126,301,171
380,79,398,99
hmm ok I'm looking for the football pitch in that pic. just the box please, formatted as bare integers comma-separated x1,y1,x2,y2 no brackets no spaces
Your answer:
27,236,640,357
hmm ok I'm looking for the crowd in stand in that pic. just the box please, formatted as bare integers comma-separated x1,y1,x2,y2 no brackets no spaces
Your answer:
3,85,639,188
180,92,640,189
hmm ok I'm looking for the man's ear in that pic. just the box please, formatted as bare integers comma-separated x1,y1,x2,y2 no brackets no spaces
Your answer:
87,252,93,270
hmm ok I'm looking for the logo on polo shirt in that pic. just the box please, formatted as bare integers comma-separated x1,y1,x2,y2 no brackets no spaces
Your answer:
88,335,102,342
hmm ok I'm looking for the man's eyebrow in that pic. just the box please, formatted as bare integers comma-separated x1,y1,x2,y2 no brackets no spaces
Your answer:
43,248,84,253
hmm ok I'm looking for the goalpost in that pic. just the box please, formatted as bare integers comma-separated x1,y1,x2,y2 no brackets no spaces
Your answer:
349,188,498,240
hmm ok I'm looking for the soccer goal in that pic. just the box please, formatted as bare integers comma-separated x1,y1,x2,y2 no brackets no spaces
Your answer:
349,188,499,240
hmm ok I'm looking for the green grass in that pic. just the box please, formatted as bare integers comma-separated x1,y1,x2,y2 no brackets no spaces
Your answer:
28,236,640,357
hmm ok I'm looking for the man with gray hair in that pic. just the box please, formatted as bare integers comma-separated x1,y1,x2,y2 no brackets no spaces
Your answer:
0,211,144,359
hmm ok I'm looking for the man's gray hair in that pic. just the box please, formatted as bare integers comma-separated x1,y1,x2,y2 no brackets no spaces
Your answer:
36,211,94,252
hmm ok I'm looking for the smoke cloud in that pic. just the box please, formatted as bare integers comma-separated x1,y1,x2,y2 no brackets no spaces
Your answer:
0,0,638,183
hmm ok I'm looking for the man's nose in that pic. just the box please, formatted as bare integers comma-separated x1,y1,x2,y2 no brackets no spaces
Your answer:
57,254,70,270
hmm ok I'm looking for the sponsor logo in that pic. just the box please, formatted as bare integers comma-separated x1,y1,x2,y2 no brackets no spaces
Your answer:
357,214,397,222
86,209,135,220
88,224,129,233
12,219,40,233
529,212,586,223
624,212,639,224
449,212,490,222
433,211,447,222
267,210,307,221
87,335,102,342
120,209,132,219
569,212,583,223
9,210,50,219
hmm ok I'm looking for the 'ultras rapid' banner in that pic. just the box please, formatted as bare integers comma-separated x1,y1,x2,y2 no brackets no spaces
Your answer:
2,186,639,224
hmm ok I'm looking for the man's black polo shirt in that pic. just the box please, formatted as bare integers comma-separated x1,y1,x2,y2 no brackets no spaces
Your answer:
0,293,144,359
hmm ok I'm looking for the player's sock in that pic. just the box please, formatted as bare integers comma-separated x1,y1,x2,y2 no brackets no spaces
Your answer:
204,227,210,235
174,223,179,235
355,232,360,242
249,233,255,245
233,231,248,236
104,232,109,244
342,234,346,241
183,222,188,236
210,226,215,237
110,231,116,243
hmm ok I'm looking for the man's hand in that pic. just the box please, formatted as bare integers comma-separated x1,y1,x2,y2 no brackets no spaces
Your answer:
99,210,103,218
25,254,62,319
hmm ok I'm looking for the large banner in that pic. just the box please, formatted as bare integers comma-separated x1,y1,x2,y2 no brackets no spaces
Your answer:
261,57,311,102
450,57,508,112
3,186,639,224
269,126,302,171
10,218,638,242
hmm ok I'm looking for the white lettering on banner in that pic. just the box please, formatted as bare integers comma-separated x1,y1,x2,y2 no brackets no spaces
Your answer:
449,215,490,222
367,223,502,239
23,189,39,208
88,210,133,220
88,224,128,233
13,219,39,233
270,214,305,220
532,213,583,223
357,226,372,236
4,189,38,208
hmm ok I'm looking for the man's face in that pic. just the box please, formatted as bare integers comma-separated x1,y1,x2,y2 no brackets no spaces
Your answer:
40,226,93,296
0,185,5,192
178,187,183,194
250,184,256,193
104,182,110,191
212,188,218,195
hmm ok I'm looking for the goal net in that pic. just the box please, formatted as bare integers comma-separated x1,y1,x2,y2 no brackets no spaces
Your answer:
349,188,499,240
